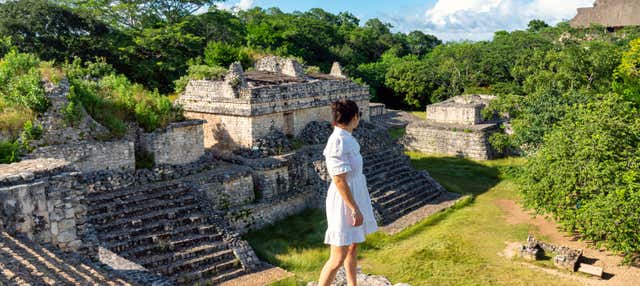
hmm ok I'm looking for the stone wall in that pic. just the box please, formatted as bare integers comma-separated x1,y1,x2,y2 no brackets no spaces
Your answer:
25,140,134,173
138,119,205,165
402,122,499,160
570,0,640,28
255,56,305,78
427,104,484,125
369,103,386,117
0,159,87,252
224,190,316,234
183,112,253,149
184,167,256,210
426,94,495,125
253,166,290,200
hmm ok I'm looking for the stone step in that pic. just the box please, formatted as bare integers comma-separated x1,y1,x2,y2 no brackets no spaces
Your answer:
116,232,225,262
369,173,417,198
104,225,222,253
366,165,414,187
98,215,210,243
1,233,121,285
90,194,196,223
88,181,186,205
379,183,439,210
138,242,228,269
362,152,402,167
364,156,408,173
175,258,245,285
373,176,434,205
156,248,236,277
93,204,200,232
383,190,443,222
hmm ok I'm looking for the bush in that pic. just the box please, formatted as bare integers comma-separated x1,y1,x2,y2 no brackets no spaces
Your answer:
204,41,240,67
0,140,20,164
0,50,48,112
173,63,227,93
65,58,184,135
519,93,640,260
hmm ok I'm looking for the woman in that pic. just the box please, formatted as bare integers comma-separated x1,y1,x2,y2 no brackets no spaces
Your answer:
317,99,378,286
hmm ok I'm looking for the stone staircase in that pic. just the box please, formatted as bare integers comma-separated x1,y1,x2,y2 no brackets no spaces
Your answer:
0,232,131,285
362,146,444,225
87,180,246,285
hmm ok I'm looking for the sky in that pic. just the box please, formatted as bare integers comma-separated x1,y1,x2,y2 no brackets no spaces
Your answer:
215,0,597,41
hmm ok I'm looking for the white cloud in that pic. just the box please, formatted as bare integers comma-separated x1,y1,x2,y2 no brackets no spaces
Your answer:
387,0,595,41
237,0,254,10
216,0,254,12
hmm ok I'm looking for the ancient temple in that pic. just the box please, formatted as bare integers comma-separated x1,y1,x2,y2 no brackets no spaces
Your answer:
570,0,640,29
401,94,501,160
176,57,370,150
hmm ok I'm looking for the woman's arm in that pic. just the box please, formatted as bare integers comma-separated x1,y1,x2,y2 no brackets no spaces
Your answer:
332,173,363,226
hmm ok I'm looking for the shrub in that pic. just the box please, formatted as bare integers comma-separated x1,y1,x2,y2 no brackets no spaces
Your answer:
135,149,155,169
519,93,640,260
65,58,184,135
173,63,227,93
0,50,48,112
0,140,20,164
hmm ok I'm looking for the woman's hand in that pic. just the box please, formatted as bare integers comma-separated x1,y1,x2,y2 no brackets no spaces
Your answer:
350,208,363,227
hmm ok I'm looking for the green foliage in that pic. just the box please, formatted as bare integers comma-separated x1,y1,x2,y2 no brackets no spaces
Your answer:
527,19,549,32
62,100,83,127
519,93,640,259
0,36,11,57
173,62,227,93
0,50,48,121
65,58,184,136
0,0,117,64
613,38,640,104
204,41,240,67
135,149,155,169
20,120,42,141
0,140,20,164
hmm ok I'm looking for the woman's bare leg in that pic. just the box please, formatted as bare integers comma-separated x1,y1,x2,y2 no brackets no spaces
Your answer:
318,245,349,286
343,243,358,286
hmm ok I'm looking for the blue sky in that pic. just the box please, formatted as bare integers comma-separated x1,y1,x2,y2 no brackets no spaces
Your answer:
217,0,596,41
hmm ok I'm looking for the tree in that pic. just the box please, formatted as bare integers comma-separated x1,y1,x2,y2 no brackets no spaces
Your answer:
0,0,118,63
405,31,441,56
61,0,218,29
527,19,549,32
519,93,640,258
613,38,640,104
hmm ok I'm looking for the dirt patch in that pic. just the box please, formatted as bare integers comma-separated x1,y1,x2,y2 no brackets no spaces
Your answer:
220,265,294,286
495,199,640,286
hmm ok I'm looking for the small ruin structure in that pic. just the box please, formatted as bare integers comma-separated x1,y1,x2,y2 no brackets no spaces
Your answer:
570,0,640,29
176,57,370,150
401,94,501,160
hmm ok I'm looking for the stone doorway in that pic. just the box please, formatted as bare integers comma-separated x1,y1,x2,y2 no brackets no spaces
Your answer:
283,111,294,136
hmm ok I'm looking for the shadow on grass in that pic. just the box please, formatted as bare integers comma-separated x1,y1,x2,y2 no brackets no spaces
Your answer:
407,154,503,197
244,154,518,285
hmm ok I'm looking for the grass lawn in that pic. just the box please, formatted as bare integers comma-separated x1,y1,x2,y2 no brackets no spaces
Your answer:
408,110,426,119
244,152,582,286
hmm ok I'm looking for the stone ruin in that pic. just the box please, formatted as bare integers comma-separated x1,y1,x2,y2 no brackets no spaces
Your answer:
570,0,640,29
519,235,604,278
175,56,370,150
401,94,502,160
0,56,453,285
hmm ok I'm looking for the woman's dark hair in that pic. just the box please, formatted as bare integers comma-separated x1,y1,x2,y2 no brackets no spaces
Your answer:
331,99,360,126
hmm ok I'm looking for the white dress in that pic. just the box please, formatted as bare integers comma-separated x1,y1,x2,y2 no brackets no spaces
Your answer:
323,125,378,246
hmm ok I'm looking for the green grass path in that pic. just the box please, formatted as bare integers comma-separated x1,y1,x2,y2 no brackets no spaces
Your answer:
244,152,581,286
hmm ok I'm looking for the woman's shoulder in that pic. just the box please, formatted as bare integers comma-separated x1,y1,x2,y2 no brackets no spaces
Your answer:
323,133,357,156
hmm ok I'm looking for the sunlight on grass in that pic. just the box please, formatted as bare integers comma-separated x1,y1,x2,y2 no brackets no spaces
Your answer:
408,110,426,119
246,152,580,286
